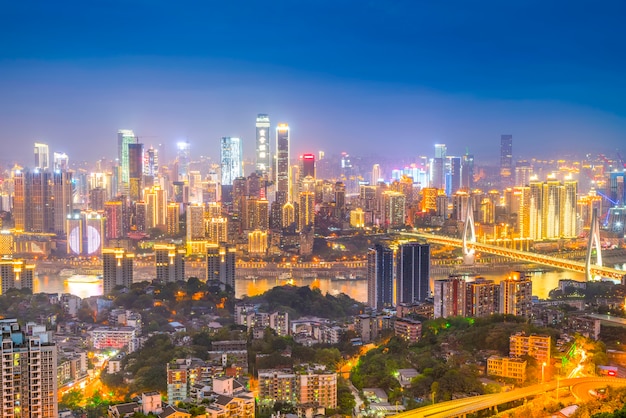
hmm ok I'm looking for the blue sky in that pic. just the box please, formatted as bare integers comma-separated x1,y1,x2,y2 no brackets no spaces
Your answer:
1,0,625,165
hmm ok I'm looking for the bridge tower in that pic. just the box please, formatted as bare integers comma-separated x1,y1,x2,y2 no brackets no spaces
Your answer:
585,208,603,281
462,195,476,265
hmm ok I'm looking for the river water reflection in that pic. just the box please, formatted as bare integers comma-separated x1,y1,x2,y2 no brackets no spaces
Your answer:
34,269,588,302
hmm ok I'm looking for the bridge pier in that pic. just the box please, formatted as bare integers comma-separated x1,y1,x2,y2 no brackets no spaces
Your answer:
462,196,476,266
585,208,603,281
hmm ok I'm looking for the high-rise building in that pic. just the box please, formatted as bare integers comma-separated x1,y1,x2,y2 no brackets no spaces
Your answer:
256,114,271,177
515,161,532,187
609,171,626,206
275,123,290,204
143,146,159,179
53,152,69,171
367,244,393,310
52,170,73,234
433,276,465,318
66,211,104,256
221,137,243,187
396,242,430,304
0,259,35,294
13,169,55,233
461,152,474,190
465,278,499,318
155,244,185,283
449,156,461,195
166,202,180,235
145,185,167,230
431,144,446,190
298,191,315,232
371,164,382,184
499,272,532,318
527,177,578,240
102,248,134,295
300,154,315,178
248,230,268,254
500,135,513,187
128,142,144,202
117,129,136,196
186,204,205,241
206,243,236,290
177,141,190,182
34,142,50,170
0,318,58,417
206,216,228,244
382,191,405,228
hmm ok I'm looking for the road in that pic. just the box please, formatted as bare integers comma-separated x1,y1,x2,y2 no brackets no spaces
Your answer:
394,377,626,418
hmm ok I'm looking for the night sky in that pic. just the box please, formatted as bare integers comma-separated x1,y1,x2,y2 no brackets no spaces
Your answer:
1,0,625,166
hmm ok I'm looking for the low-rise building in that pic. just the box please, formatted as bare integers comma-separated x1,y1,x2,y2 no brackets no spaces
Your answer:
394,318,422,344
487,356,527,381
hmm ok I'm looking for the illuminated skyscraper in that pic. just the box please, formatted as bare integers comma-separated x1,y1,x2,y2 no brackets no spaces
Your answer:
12,169,54,233
145,185,167,230
0,318,58,417
256,114,271,177
34,142,50,170
53,152,69,170
382,191,405,228
221,137,243,203
117,129,136,196
186,204,205,241
461,151,474,190
300,154,315,178
371,164,382,185
515,161,532,187
206,243,236,290
128,142,144,202
206,216,228,244
275,123,290,204
431,144,446,190
102,248,134,295
396,242,430,304
177,141,190,182
221,137,243,186
449,156,461,195
155,244,185,283
500,135,513,187
367,244,393,310
144,146,159,178
298,191,315,231
0,259,35,293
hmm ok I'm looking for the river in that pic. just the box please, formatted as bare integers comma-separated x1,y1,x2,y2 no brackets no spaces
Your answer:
33,268,592,302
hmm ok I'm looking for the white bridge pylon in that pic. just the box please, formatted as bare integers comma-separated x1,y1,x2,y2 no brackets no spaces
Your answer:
586,208,603,281
462,195,476,265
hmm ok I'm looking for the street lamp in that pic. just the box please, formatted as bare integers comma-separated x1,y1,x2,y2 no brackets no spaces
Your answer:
542,362,547,384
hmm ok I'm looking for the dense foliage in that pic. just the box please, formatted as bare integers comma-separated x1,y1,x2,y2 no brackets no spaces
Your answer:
243,285,364,319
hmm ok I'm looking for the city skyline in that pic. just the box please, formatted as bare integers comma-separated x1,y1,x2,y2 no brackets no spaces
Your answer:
1,2,626,164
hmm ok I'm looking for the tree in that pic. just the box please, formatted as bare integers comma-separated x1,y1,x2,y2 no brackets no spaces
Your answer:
59,389,83,411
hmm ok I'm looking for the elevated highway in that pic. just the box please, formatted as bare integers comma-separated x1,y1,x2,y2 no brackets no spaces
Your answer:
400,232,626,281
395,377,626,418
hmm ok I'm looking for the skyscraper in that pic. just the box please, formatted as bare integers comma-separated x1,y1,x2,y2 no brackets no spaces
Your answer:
207,243,236,291
256,114,271,177
102,247,134,295
0,318,58,417
52,170,73,234
367,244,393,310
13,169,55,233
221,137,243,203
53,151,69,170
431,144,446,190
500,135,513,187
128,142,144,202
461,151,474,190
177,141,190,182
155,244,185,283
0,259,35,293
34,142,50,170
117,129,136,196
275,123,290,204
396,242,430,304
300,154,315,178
